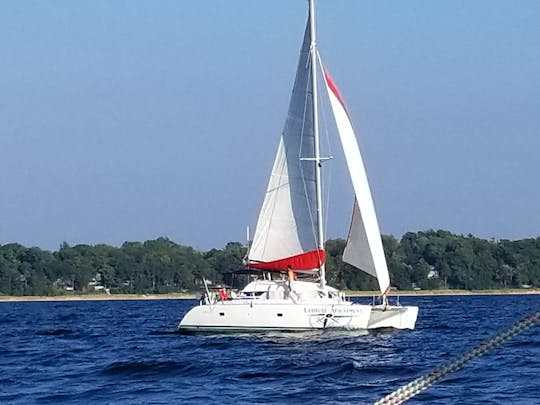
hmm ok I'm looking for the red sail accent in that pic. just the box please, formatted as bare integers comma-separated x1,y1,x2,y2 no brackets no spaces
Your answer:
248,249,326,271
323,67,348,111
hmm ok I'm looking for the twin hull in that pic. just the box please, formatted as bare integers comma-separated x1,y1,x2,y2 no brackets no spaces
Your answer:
368,305,419,330
178,301,371,332
178,301,418,332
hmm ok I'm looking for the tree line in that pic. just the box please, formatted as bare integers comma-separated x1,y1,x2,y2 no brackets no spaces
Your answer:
0,230,538,296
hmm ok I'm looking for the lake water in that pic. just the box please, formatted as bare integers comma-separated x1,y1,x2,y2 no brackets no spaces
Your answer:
1,295,538,404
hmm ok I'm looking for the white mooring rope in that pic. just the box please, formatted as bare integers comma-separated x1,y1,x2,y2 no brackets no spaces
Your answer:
374,309,540,405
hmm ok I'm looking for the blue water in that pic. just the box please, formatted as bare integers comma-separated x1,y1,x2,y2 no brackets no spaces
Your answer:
0,295,538,404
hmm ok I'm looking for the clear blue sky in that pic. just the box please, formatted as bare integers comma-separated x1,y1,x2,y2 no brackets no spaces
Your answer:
1,1,539,251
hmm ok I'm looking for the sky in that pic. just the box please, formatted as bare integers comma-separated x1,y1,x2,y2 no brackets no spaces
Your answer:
1,0,539,251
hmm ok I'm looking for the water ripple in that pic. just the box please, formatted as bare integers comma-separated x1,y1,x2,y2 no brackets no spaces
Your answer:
36,328,74,336
0,296,537,404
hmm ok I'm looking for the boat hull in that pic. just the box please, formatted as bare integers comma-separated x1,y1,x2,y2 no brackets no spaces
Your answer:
368,305,418,330
178,301,372,332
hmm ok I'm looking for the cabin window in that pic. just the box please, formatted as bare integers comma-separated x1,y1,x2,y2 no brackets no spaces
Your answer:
277,313,283,317
219,312,225,316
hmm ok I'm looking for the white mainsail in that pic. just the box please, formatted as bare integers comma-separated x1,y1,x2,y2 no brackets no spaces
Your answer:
322,67,391,295
248,20,325,271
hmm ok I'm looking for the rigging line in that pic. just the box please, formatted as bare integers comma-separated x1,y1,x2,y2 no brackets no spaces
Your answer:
374,309,540,405
297,57,320,248
316,51,333,237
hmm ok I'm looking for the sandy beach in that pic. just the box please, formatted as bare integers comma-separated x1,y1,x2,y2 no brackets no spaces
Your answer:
0,289,537,302
0,293,196,302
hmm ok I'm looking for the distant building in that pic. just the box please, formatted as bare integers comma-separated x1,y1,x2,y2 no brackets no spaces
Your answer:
427,270,439,279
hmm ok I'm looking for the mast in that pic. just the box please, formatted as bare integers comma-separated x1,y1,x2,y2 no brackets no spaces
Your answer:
309,0,326,288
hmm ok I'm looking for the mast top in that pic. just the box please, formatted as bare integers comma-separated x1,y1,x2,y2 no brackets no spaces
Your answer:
309,0,316,49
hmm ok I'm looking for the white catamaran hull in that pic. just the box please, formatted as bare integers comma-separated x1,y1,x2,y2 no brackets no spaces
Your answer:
368,305,418,330
178,301,371,332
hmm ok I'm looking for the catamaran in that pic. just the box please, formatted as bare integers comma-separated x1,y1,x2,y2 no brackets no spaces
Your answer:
178,0,418,332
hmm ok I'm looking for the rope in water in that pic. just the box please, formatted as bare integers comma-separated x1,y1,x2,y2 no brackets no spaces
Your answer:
374,309,540,405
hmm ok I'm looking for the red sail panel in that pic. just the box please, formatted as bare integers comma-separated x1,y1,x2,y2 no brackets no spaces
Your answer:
323,67,348,111
248,249,326,271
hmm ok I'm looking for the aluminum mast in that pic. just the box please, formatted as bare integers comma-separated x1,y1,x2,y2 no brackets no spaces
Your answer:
309,0,326,288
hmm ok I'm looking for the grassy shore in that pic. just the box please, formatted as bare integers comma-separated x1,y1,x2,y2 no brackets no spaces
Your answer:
0,288,538,302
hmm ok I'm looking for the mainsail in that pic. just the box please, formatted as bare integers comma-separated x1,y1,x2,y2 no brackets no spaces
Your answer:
248,19,325,271
322,67,391,295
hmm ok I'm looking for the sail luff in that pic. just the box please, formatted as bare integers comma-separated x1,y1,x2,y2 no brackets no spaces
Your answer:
322,66,391,295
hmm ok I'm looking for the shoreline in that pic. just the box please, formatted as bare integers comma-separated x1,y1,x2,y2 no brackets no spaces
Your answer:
0,289,538,302
345,289,540,297
0,293,195,302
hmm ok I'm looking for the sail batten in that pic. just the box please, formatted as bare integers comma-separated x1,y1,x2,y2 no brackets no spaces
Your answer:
322,66,391,295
